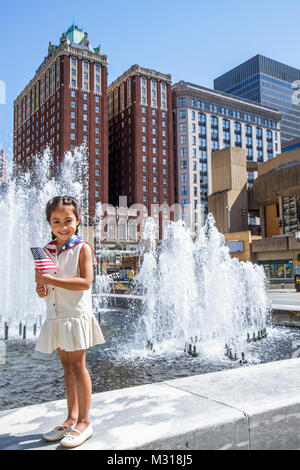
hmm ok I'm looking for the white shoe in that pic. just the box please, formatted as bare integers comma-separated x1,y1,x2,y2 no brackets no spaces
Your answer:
60,423,93,448
43,424,76,442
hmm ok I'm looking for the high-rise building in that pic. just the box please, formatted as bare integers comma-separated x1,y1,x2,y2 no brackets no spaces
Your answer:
214,54,300,143
172,80,281,234
13,25,109,215
108,65,175,238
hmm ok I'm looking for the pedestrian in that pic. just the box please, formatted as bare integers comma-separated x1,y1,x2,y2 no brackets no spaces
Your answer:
34,195,105,448
128,266,135,288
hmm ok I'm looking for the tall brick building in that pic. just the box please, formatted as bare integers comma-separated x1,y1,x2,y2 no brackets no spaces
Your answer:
108,65,175,237
13,25,109,215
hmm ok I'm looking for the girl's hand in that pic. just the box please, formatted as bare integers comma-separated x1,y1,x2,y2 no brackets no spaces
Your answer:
36,283,48,298
35,269,55,285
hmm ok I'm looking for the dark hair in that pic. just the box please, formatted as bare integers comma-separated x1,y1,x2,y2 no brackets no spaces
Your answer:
46,196,81,239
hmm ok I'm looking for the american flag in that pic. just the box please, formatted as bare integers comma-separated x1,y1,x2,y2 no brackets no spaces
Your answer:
30,247,57,271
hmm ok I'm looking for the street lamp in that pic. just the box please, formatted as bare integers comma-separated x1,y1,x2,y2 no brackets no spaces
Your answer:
226,206,231,232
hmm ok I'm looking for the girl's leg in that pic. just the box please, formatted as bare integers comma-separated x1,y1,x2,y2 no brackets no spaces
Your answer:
56,348,78,428
68,349,92,433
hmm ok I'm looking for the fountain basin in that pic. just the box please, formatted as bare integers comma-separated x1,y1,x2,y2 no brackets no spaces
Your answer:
1,308,300,411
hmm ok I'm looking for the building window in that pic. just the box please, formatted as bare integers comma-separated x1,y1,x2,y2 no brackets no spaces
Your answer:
181,186,188,195
181,160,187,169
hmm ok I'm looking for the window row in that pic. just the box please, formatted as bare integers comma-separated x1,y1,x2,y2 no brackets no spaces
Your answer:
142,137,167,145
177,98,278,128
143,185,168,194
70,134,101,144
70,123,100,133
70,112,100,123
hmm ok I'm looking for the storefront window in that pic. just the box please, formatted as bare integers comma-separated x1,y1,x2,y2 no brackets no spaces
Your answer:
260,260,294,280
285,264,293,278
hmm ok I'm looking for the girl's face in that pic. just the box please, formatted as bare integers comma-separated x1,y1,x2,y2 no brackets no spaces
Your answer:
49,205,80,243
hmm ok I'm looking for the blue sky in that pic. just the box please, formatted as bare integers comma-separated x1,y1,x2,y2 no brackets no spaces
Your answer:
1,0,300,162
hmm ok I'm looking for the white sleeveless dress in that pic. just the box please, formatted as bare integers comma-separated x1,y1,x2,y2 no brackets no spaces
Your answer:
35,237,105,354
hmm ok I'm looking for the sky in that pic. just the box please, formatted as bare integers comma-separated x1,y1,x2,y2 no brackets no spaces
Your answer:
1,0,300,162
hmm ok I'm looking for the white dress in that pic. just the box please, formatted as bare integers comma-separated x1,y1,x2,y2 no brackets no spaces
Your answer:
35,237,105,354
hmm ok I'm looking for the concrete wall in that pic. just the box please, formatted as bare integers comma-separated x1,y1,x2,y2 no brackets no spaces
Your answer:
254,163,300,205
257,147,300,176
225,231,253,261
208,147,248,234
252,236,289,253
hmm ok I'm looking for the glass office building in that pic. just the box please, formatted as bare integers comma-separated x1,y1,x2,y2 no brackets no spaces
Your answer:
214,55,300,143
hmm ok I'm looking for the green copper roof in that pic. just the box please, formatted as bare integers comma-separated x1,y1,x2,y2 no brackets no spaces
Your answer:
65,24,85,45
65,24,84,35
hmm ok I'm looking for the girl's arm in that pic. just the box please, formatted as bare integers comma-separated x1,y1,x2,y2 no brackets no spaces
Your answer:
35,243,93,291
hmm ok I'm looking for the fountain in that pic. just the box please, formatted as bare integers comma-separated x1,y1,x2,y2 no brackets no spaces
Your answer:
131,215,271,363
0,145,109,339
1,145,299,412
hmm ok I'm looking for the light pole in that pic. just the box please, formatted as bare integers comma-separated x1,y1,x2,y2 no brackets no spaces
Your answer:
226,206,231,233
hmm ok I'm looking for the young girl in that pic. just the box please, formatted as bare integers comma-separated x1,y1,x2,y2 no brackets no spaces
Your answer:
35,195,105,448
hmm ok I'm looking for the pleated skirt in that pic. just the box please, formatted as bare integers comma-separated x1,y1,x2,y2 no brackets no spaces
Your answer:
35,313,105,354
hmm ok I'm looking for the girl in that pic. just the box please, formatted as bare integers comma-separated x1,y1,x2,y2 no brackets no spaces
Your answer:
35,195,105,448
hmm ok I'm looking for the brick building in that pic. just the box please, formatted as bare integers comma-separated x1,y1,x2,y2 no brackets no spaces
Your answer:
13,25,109,216
108,65,175,238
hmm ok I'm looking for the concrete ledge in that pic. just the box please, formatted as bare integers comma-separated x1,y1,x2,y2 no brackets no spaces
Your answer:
97,293,143,310
272,309,300,327
1,358,300,450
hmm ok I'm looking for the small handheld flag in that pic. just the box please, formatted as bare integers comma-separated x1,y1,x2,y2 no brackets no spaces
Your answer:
30,247,57,271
